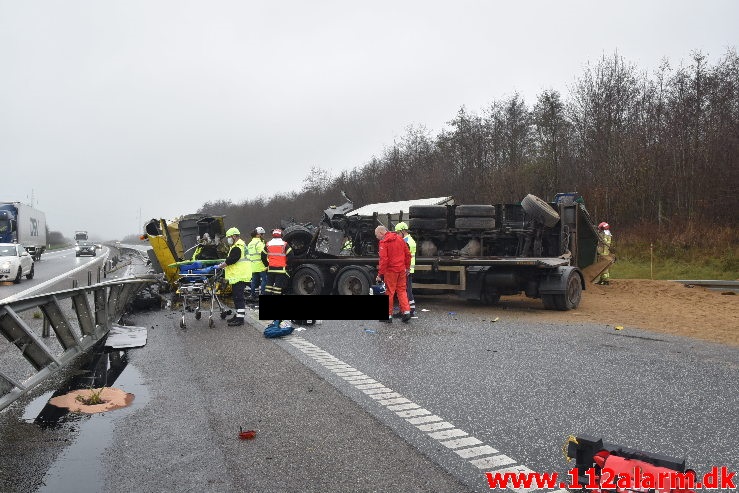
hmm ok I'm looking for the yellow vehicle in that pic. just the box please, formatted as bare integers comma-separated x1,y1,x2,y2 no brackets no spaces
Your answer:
141,214,229,289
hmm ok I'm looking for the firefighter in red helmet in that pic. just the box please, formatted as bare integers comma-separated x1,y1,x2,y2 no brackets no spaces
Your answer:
597,222,612,285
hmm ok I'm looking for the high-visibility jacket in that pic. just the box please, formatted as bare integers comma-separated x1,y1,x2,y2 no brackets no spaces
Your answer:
191,245,203,261
247,237,267,273
266,238,291,273
598,231,612,256
404,234,416,274
224,239,251,283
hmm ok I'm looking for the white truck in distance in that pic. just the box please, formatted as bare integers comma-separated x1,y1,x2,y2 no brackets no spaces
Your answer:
0,202,47,260
74,231,89,244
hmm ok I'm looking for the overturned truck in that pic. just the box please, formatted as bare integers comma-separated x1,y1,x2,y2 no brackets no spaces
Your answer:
282,192,610,310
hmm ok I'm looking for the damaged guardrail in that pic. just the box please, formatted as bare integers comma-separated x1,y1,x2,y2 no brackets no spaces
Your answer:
0,275,158,411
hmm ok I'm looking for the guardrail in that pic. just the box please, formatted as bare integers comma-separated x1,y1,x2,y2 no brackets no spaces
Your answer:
0,275,159,411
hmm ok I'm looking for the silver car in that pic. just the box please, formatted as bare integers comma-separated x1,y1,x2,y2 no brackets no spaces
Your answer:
76,241,97,257
0,243,35,283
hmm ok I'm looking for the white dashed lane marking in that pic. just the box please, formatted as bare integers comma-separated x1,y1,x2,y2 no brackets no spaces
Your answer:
286,336,556,492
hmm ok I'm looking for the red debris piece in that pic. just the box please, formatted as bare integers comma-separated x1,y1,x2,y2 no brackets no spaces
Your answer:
239,427,256,440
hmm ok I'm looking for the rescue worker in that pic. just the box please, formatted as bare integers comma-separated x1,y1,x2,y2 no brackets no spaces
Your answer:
394,222,416,317
597,222,613,285
190,233,210,261
341,234,353,255
264,229,292,295
375,225,411,323
247,227,268,302
216,227,251,326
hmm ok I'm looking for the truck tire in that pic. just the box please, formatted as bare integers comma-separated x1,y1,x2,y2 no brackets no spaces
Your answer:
26,264,34,280
543,270,582,310
282,225,314,258
336,267,372,295
409,205,446,219
455,205,495,217
454,217,496,229
14,267,22,284
521,194,560,228
409,218,447,230
292,265,327,295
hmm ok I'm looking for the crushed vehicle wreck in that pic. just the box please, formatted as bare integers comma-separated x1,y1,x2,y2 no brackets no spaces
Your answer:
280,192,612,310
140,213,229,289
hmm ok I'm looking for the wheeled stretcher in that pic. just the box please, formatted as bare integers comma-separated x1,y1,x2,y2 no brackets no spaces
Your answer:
176,262,230,328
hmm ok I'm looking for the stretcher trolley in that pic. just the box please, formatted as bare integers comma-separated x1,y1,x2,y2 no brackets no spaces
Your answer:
175,261,230,328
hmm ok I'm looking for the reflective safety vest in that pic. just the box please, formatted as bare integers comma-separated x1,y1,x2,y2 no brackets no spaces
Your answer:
598,232,612,256
191,245,203,261
247,237,267,273
404,234,416,273
266,238,291,273
225,239,251,283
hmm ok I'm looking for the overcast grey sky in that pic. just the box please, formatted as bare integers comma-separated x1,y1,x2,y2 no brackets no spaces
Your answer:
1,1,737,240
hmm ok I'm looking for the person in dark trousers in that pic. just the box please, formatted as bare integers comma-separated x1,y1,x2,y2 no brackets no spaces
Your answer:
264,229,292,295
216,227,251,326
375,225,411,323
247,227,268,302
394,222,416,317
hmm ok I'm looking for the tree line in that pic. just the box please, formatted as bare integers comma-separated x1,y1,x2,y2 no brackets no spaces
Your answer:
200,50,738,242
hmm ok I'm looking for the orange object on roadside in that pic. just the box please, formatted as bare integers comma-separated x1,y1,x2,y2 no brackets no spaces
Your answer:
239,427,256,440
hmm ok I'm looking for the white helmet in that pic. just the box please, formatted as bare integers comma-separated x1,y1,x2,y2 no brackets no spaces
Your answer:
255,226,266,234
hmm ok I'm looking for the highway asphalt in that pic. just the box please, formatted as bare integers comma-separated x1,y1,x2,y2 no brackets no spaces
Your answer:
1,256,736,492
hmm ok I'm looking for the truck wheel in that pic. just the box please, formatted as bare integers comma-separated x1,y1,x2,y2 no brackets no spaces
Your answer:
454,217,496,229
14,267,22,284
455,205,495,217
336,267,371,295
409,205,446,219
550,271,582,310
292,265,326,295
409,218,447,230
282,225,314,258
521,194,560,228
26,264,34,280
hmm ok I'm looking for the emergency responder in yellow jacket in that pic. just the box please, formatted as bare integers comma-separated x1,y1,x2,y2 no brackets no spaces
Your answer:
216,227,251,326
247,227,268,302
395,222,416,317
597,222,612,285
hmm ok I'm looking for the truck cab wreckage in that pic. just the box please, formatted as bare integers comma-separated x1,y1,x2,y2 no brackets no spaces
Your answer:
280,192,609,310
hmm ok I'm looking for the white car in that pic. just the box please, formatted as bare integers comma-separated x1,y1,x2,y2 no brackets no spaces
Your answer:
0,243,35,283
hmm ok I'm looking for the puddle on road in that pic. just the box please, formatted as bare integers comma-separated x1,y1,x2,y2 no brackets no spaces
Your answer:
20,345,150,492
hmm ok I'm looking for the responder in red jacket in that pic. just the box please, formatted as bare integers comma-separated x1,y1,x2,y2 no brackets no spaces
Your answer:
375,225,411,323
264,229,292,295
